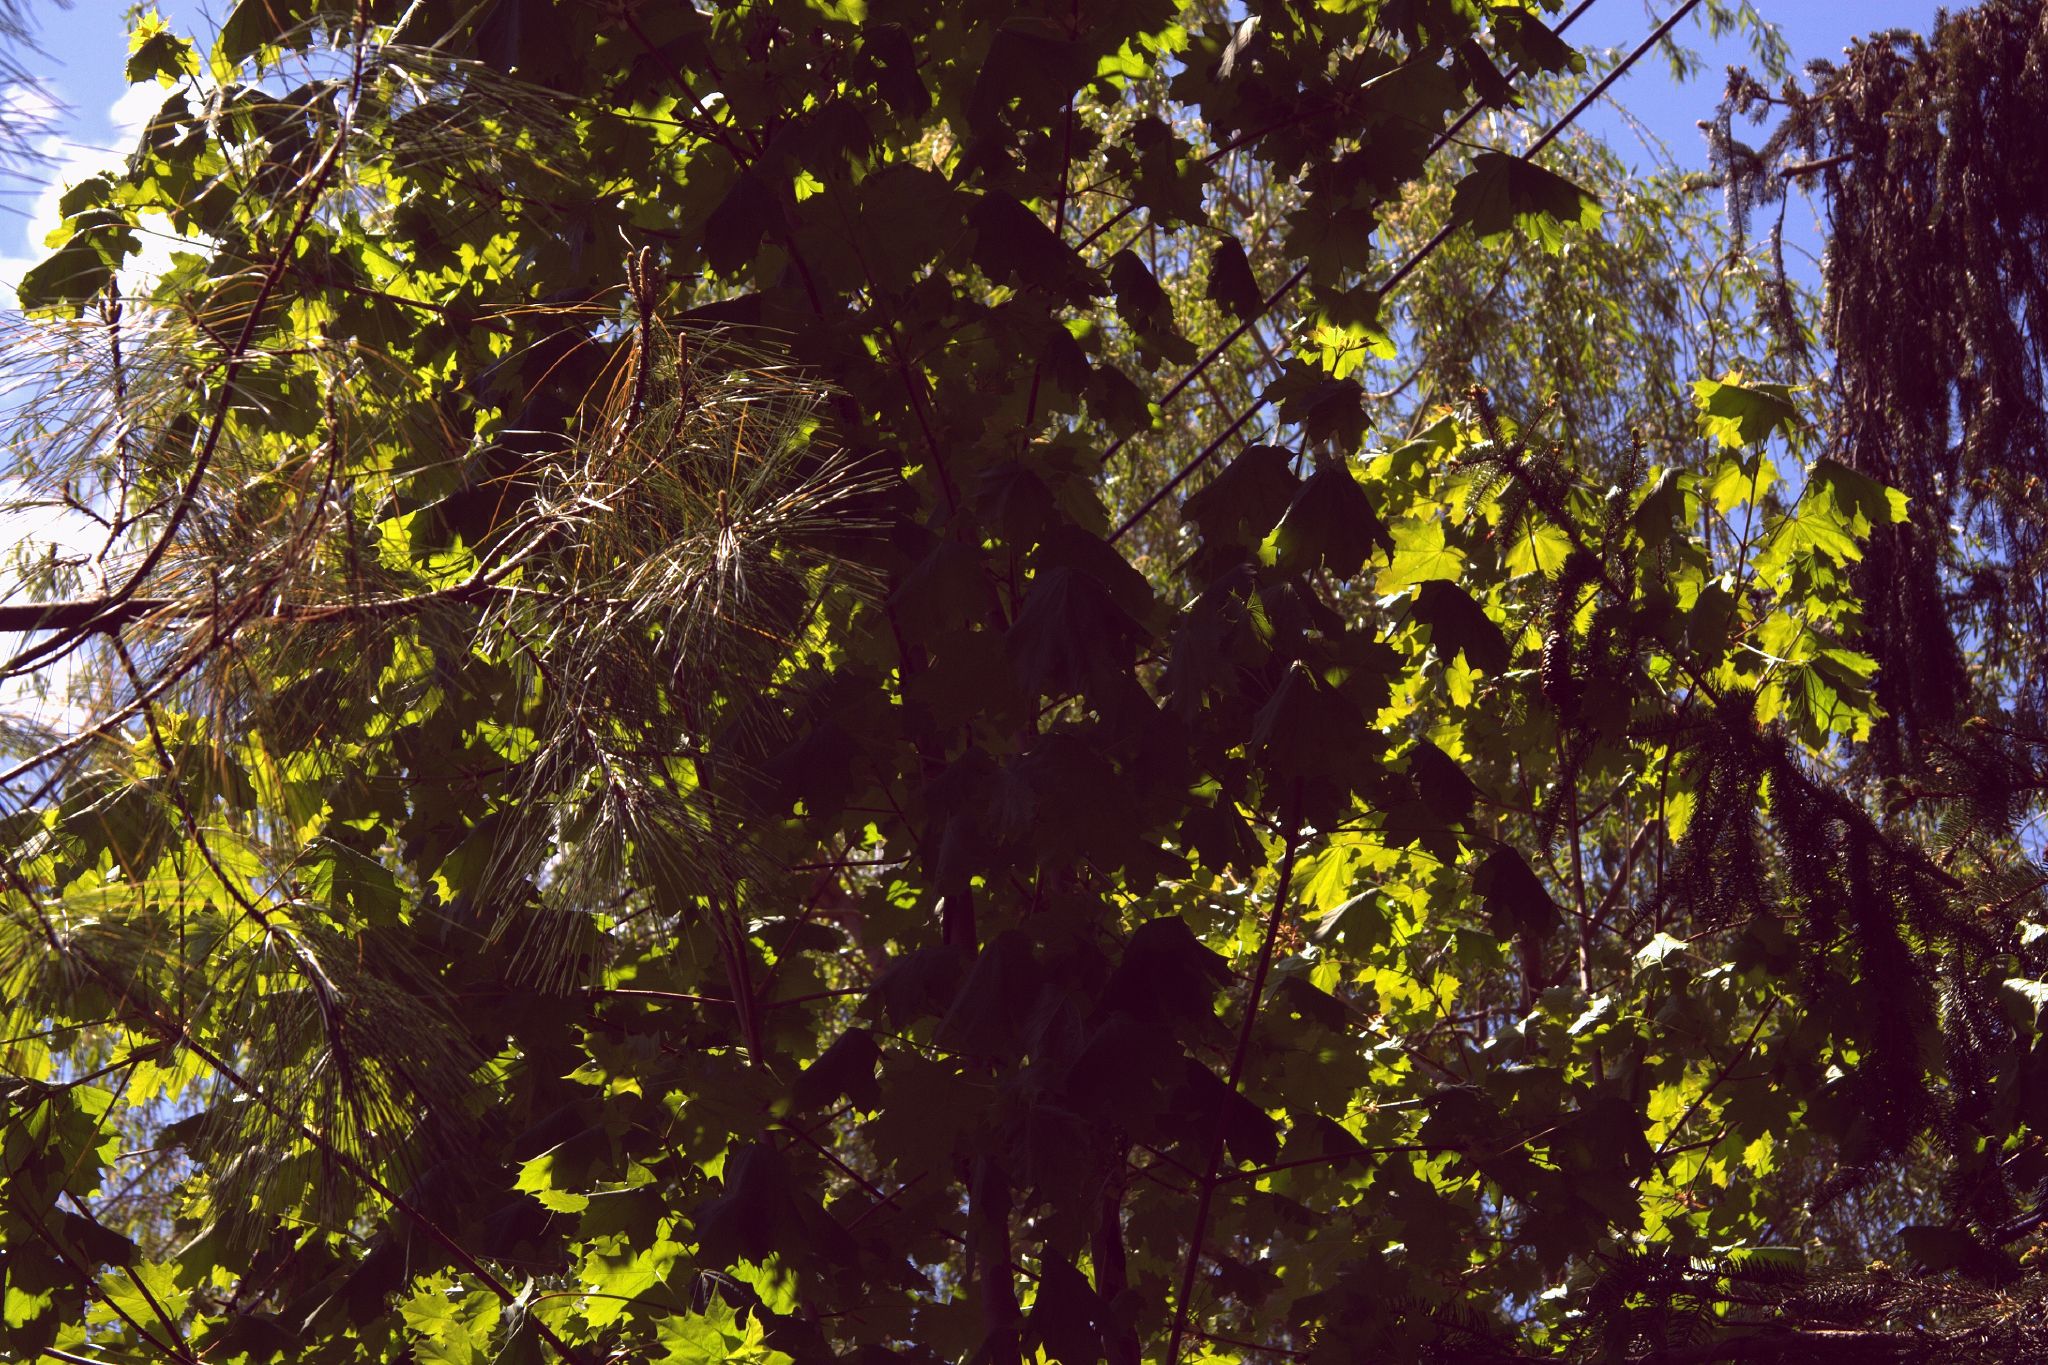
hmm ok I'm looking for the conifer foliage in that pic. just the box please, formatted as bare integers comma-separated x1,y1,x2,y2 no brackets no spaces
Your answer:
1711,0,2048,754
4,1,2048,1363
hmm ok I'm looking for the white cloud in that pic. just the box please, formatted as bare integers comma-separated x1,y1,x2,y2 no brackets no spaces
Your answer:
0,76,133,592
0,80,195,729
0,78,63,132
0,77,205,299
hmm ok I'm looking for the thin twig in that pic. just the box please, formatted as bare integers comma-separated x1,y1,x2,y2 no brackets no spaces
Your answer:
1164,788,1304,1365
1108,0,1705,543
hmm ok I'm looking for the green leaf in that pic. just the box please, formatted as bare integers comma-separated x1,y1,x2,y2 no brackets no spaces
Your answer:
857,164,958,289
2004,977,2048,1026
1182,444,1301,548
1376,518,1465,592
1309,891,1392,955
1108,247,1194,362
1006,566,1143,699
1755,460,1907,573
215,0,301,61
1502,519,1572,578
1251,662,1371,781
103,1262,190,1332
1025,1258,1103,1365
298,836,403,924
969,21,1091,132
1808,457,1910,528
1634,932,1689,968
1295,840,1361,916
1566,994,1614,1035
704,173,780,275
514,1151,591,1214
791,1027,882,1112
1305,313,1395,380
1179,798,1265,876
694,1143,854,1271
1692,375,1801,448
1455,38,1514,109
399,1277,499,1365
0,0,2018,1353
1108,247,1173,334
1494,10,1580,74
1706,452,1778,513
17,178,140,311
655,1299,792,1364
859,24,929,116
128,12,200,84
1407,741,1475,822
937,930,1045,1058
1103,915,1230,1025
1450,151,1602,253
1473,846,1560,942
52,1210,136,1268
969,193,1104,299
579,1234,682,1328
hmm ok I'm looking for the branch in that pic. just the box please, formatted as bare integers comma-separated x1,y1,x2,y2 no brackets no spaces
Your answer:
1095,1158,1139,1365
1642,1327,1928,1363
11,1198,191,1363
1108,0,1702,538
1108,382,1273,543
1095,0,1603,476
0,34,375,678
1219,1141,1435,1183
170,1026,594,1364
103,12,371,614
0,578,537,635
0,853,595,1365
1192,1329,1306,1359
1778,152,1856,179
1653,1000,1777,1160
1992,1203,2048,1245
1164,791,1304,1365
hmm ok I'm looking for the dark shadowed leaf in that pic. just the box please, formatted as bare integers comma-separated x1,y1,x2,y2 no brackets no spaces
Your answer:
1474,846,1561,942
1411,581,1510,673
1271,462,1394,579
1450,151,1602,253
1182,445,1301,549
1205,237,1264,321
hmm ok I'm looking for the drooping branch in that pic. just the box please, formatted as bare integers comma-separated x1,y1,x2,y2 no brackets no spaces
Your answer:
1711,0,2048,751
1109,0,1706,538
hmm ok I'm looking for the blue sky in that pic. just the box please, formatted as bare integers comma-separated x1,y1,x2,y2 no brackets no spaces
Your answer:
1570,1,1945,172
1566,0,1946,288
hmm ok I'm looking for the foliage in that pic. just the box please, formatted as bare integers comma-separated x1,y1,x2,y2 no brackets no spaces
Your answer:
1709,0,2048,760
3,2,2048,1364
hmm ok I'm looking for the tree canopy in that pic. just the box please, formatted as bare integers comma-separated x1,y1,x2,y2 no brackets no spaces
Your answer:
4,0,2048,1362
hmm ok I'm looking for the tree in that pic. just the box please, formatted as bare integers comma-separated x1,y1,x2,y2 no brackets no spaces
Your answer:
1708,0,2048,759
4,1,2047,1362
